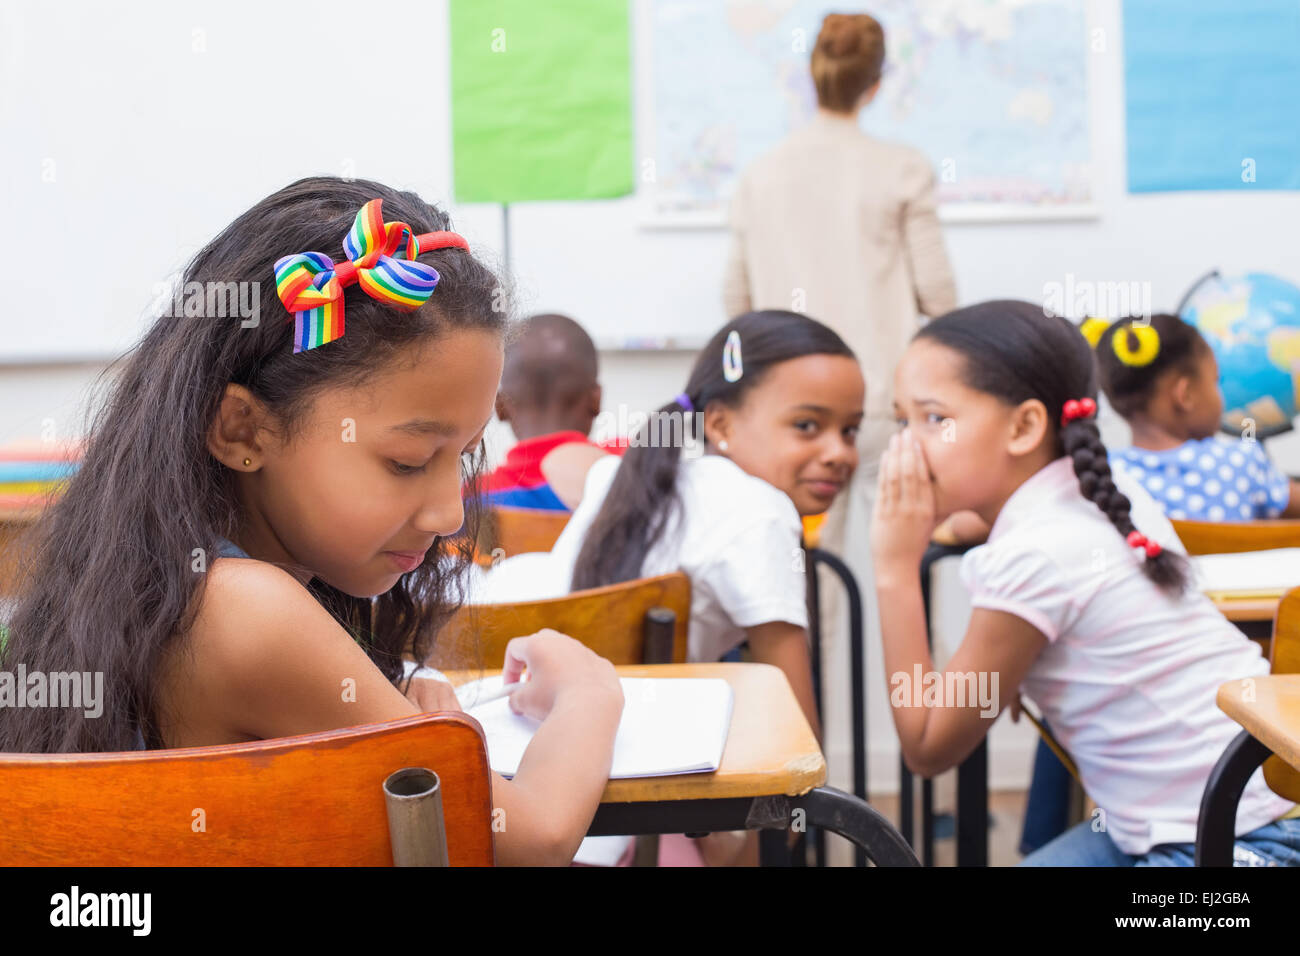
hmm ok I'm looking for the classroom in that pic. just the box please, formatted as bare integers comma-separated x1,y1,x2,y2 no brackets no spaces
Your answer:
0,0,1298,906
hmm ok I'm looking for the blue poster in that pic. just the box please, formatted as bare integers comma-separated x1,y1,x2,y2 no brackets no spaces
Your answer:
1124,0,1300,192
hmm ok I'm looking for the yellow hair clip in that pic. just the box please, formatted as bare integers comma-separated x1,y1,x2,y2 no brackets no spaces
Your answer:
1079,316,1112,349
1112,322,1161,367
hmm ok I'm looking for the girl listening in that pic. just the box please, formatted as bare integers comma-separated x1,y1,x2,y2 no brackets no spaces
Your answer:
0,177,622,866
1089,313,1300,520
551,311,865,737
548,311,864,866
872,300,1298,865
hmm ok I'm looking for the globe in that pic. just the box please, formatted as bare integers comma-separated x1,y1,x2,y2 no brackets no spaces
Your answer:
1180,271,1300,439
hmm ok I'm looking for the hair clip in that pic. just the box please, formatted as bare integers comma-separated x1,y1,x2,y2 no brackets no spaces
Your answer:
1112,322,1161,368
1060,396,1097,426
1079,317,1112,349
1126,529,1162,558
273,199,469,353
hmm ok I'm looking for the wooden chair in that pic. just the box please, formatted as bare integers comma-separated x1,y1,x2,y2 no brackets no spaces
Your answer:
425,572,691,670
1171,518,1300,555
0,712,495,865
475,506,571,565
1262,587,1300,802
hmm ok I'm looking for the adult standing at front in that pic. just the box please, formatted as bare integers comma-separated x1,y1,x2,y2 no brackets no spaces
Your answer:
722,11,957,836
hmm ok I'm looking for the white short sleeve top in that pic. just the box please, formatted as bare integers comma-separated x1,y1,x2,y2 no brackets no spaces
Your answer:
959,456,1294,854
519,453,810,663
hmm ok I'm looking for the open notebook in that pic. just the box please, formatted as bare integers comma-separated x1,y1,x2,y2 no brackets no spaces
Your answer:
404,664,734,779
1193,547,1300,598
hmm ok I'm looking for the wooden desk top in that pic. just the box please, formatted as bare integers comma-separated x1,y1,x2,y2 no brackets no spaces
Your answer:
1217,674,1300,771
1213,595,1281,623
440,662,827,803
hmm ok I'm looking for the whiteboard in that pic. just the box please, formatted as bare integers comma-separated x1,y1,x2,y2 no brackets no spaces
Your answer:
0,0,509,364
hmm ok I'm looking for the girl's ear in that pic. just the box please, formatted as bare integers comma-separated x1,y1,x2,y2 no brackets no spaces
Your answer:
702,400,732,452
1007,398,1049,457
1169,372,1195,414
494,391,512,425
207,384,272,470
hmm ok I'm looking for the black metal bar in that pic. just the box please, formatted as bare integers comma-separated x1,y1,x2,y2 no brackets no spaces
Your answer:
588,787,920,866
899,754,914,850
759,828,792,867
1195,729,1273,867
806,546,824,721
918,542,983,868
642,606,676,665
797,787,921,867
804,549,827,868
809,548,868,867
956,739,988,867
921,776,935,866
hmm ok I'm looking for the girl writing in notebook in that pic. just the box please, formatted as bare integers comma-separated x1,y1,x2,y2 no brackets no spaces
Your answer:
0,177,622,866
872,299,1299,865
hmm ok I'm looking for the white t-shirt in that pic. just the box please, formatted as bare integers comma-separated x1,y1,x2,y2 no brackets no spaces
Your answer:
959,455,1294,855
482,453,809,662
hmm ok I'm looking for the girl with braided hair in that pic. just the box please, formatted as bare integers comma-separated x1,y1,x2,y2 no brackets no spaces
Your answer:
870,300,1300,866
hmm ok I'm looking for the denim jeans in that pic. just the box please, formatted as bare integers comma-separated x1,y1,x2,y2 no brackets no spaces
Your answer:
1019,733,1075,855
1019,816,1300,866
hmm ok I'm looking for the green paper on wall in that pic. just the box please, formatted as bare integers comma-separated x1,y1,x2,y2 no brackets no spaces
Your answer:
451,0,634,203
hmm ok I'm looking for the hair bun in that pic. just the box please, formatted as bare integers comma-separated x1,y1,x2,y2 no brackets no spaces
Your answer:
819,15,863,56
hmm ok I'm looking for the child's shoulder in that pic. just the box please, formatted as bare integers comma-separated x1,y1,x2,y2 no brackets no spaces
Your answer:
176,559,322,672
680,454,800,522
161,557,360,724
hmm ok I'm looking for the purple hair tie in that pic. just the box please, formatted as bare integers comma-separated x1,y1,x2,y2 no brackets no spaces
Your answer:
675,392,694,412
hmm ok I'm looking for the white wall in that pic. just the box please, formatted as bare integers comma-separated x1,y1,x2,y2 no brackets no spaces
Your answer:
3,0,1298,800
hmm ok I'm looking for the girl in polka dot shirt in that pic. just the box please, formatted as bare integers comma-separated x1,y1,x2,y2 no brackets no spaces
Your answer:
1093,314,1300,521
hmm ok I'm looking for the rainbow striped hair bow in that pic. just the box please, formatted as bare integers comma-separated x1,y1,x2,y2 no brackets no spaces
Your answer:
273,199,469,353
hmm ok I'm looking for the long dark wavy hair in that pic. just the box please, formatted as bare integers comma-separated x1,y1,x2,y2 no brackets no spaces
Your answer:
571,311,856,591
0,177,505,753
915,300,1189,596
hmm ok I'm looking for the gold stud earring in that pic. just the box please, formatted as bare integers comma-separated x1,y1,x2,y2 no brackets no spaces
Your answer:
243,458,252,467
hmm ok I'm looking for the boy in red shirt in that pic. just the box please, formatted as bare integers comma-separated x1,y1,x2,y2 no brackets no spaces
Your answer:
485,313,622,510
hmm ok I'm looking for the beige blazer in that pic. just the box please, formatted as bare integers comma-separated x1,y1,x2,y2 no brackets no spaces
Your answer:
723,111,958,422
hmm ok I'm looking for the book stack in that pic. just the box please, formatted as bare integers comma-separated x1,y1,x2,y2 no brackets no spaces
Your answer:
0,439,84,515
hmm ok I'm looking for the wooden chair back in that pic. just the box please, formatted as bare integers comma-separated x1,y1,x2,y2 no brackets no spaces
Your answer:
1171,518,1300,555
427,572,691,669
1264,587,1300,801
476,506,571,564
0,712,495,865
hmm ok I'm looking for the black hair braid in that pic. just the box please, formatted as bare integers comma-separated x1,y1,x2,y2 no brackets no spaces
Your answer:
1063,418,1188,596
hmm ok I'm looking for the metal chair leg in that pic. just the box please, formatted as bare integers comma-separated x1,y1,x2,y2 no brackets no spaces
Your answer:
1195,729,1272,867
791,787,921,867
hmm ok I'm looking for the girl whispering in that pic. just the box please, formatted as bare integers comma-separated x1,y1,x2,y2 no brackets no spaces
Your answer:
872,299,1299,866
0,177,623,866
